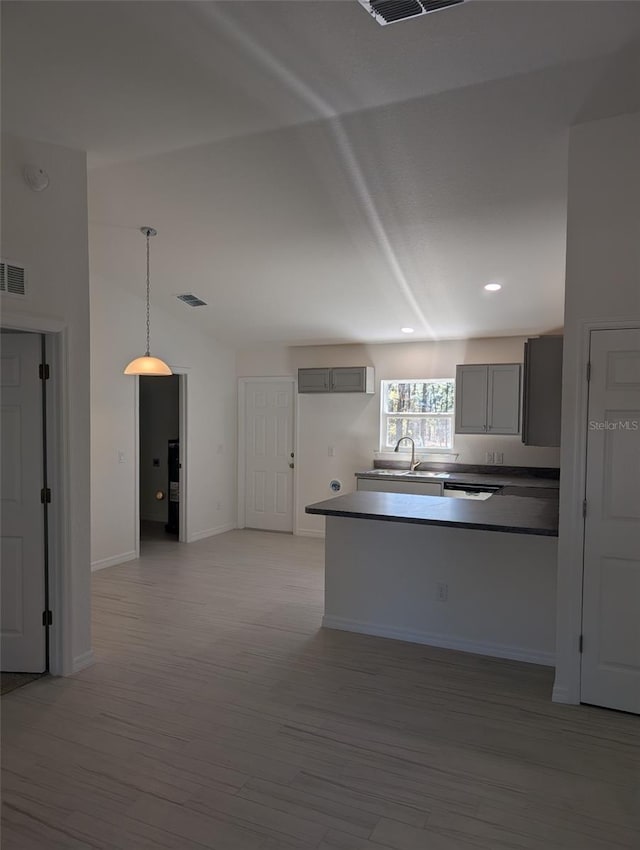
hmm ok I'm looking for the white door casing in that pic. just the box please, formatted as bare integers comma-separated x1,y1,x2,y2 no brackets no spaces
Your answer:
581,328,640,714
1,332,47,672
243,380,294,532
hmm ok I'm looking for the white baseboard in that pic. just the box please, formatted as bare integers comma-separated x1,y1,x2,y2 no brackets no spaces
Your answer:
91,551,137,572
72,649,95,673
321,615,556,667
188,523,236,543
296,528,325,539
551,683,578,704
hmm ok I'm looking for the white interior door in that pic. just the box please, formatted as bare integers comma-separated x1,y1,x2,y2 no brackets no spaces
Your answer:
244,380,294,532
1,332,47,672
582,328,640,714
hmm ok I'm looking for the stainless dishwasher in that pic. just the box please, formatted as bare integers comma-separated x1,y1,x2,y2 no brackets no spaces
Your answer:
442,483,502,500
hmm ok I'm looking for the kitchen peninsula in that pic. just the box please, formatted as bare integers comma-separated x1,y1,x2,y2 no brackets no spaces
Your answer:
306,489,559,666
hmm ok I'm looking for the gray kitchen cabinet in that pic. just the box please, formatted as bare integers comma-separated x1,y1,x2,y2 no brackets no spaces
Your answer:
455,365,489,433
522,336,563,446
298,366,374,394
455,363,521,435
331,366,374,393
487,364,521,434
297,368,331,393
357,478,443,496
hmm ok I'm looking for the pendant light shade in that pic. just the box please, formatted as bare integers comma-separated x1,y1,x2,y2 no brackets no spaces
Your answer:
124,227,172,376
123,356,172,376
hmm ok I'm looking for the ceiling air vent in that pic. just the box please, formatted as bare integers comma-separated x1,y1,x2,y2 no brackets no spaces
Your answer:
358,0,466,26
176,293,207,307
0,261,27,297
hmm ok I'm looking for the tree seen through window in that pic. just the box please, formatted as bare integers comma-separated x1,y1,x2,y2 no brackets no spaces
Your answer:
381,380,455,449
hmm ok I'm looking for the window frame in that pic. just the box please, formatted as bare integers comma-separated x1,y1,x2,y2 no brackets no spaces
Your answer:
379,377,456,452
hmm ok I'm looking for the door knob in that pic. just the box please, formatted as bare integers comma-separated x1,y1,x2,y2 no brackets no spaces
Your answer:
289,462,294,469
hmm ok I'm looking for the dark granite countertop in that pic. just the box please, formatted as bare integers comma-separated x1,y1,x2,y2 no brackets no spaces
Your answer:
306,491,559,537
355,469,559,490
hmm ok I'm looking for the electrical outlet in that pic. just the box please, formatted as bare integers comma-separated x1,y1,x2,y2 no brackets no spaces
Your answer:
436,581,448,602
494,452,504,464
485,452,494,464
118,451,125,464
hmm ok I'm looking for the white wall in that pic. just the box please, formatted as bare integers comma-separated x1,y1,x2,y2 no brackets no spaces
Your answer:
90,274,237,568
1,134,91,673
237,336,561,536
139,375,179,523
555,111,640,703
325,517,557,665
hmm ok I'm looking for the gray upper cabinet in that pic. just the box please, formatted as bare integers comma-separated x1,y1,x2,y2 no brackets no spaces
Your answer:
331,367,374,393
455,365,488,433
522,336,563,446
297,368,331,393
487,364,521,434
298,366,374,394
455,363,521,435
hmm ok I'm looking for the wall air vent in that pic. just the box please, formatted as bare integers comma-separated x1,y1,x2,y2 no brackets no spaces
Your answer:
176,293,207,307
0,260,27,297
358,0,466,26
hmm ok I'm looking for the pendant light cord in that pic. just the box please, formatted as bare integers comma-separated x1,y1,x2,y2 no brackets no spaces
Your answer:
145,232,151,357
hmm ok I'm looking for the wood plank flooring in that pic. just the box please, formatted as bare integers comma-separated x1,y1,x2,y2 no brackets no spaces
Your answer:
2,529,639,849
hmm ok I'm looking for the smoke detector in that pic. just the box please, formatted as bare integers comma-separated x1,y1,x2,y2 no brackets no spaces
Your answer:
23,165,50,192
358,0,466,26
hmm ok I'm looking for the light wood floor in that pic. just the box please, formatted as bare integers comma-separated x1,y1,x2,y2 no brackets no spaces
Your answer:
2,529,639,850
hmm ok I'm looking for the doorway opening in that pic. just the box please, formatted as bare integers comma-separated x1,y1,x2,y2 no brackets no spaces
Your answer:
138,374,183,544
1,329,50,685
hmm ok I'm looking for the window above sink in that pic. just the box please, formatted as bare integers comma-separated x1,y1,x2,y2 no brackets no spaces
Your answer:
380,379,456,452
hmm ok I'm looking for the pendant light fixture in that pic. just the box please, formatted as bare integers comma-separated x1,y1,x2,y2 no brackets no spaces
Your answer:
124,227,172,376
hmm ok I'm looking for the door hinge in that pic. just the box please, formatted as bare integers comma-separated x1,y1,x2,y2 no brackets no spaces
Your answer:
41,487,52,504
582,499,587,518
579,634,583,654
586,362,591,382
39,363,50,380
42,610,53,627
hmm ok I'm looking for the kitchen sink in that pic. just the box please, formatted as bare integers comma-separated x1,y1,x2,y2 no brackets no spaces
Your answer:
366,470,450,478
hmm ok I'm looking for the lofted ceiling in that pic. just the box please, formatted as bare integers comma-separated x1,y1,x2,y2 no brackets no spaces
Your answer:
3,1,640,346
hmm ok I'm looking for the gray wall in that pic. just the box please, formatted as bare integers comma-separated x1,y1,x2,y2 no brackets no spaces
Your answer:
555,110,640,703
2,134,91,673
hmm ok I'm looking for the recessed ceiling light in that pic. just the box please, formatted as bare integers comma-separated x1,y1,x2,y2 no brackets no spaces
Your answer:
484,283,502,292
401,327,415,334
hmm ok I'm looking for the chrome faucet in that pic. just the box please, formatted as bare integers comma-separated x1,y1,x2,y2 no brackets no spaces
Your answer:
394,436,420,471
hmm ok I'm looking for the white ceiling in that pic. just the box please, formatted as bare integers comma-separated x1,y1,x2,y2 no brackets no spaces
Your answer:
4,1,640,345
